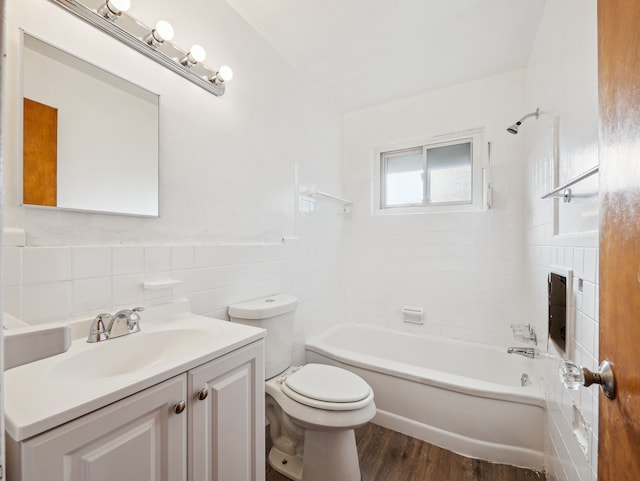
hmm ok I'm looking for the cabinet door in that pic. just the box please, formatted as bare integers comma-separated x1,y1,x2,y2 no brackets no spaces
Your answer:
188,341,265,481
19,375,187,481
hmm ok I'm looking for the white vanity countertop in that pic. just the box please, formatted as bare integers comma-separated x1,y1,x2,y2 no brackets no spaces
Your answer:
4,299,265,442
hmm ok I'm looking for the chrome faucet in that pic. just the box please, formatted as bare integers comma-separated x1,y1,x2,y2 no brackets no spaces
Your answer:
87,313,111,342
108,307,144,339
87,307,144,342
507,347,536,359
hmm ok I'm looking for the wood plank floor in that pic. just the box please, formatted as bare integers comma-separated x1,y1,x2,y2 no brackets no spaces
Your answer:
266,423,545,481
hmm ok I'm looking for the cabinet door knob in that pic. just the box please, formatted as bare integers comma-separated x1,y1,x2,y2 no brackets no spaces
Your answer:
197,388,209,401
174,401,186,414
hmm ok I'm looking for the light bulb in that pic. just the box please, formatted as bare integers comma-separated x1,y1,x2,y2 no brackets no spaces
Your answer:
154,20,174,42
109,0,130,13
180,44,206,68
189,45,206,64
99,0,131,20
210,65,233,85
218,65,233,82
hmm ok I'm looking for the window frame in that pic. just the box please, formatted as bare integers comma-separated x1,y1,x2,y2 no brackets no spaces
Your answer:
373,130,485,215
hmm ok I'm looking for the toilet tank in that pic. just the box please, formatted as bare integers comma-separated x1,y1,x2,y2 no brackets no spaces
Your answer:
229,294,298,378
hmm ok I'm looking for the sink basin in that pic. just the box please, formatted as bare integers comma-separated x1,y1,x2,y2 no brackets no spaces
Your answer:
4,299,266,443
49,328,220,379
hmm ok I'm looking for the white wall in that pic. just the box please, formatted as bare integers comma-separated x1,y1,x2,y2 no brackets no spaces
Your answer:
524,1,599,480
2,0,346,362
342,70,528,346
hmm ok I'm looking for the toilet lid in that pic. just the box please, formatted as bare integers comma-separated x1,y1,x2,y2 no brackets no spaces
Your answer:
283,364,372,405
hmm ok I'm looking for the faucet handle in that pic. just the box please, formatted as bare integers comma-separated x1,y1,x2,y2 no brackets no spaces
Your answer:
131,307,144,320
128,306,144,333
510,323,537,345
510,322,532,332
513,330,538,345
88,313,111,343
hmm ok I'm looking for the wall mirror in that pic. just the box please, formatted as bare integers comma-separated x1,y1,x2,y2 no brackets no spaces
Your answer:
20,31,159,217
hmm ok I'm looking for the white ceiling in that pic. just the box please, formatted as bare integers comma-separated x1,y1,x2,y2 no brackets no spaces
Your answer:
224,0,547,111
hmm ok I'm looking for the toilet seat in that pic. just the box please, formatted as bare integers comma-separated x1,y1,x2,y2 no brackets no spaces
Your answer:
281,364,373,411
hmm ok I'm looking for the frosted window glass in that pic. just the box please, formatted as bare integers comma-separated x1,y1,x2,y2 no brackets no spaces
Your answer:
384,150,423,206
427,143,471,203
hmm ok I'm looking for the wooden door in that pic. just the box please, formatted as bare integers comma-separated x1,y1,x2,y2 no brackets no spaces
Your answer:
188,341,265,481
597,0,640,479
23,98,58,206
13,375,187,481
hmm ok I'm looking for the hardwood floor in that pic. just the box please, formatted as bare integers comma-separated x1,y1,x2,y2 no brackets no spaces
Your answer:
266,423,545,481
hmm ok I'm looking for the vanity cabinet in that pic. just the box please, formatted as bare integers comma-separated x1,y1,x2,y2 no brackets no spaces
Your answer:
188,341,265,481
11,374,187,481
7,340,265,481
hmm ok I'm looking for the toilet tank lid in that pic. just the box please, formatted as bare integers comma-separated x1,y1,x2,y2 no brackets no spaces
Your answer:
228,294,298,320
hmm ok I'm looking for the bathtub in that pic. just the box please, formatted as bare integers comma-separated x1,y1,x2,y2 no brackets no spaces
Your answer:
305,324,545,470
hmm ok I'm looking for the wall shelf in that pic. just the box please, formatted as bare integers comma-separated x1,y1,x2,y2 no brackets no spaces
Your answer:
301,190,352,213
143,279,183,290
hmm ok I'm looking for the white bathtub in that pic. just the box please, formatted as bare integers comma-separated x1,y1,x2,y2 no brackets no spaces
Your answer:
305,324,545,470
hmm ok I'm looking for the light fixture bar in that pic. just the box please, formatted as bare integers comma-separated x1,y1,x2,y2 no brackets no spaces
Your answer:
48,0,227,96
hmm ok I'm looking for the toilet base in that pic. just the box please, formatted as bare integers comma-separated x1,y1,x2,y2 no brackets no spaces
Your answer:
268,446,303,481
303,429,361,481
268,429,361,481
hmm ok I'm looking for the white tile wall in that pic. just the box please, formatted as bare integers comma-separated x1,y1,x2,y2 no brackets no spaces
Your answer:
72,277,112,315
171,246,195,271
112,247,145,276
144,247,171,273
342,70,528,347
524,0,599,479
71,246,111,279
529,241,599,481
23,247,71,284
22,282,72,324
3,239,345,365
112,274,145,307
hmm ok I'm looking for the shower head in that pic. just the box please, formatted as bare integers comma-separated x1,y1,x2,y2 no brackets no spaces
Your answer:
506,108,540,135
506,123,520,135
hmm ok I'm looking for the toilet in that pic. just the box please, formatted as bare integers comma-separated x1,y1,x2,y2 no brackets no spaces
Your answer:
229,294,376,481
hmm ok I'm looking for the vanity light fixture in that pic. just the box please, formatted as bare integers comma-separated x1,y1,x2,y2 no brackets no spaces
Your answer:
97,0,130,21
144,20,174,48
210,65,233,85
180,44,206,68
48,0,232,97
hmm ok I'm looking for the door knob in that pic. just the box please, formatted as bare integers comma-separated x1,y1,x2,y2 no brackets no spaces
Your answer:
174,401,186,414
197,388,208,401
559,359,616,400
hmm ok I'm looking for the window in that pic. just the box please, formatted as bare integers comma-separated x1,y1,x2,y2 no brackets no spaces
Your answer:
375,132,483,213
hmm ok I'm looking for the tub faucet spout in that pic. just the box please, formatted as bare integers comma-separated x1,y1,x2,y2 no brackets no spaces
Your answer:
507,347,535,359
